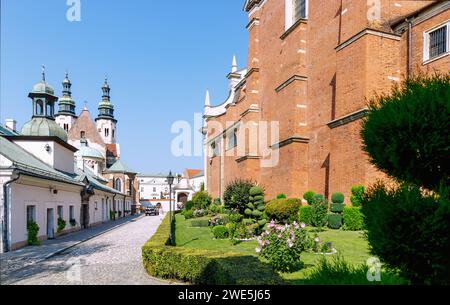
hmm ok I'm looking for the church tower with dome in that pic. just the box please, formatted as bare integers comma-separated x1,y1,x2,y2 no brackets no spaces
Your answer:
95,78,117,145
55,73,78,133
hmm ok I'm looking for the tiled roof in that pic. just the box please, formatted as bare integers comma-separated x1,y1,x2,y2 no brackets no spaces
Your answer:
75,167,122,195
191,170,204,178
0,124,19,136
106,159,136,174
185,169,202,179
0,136,82,186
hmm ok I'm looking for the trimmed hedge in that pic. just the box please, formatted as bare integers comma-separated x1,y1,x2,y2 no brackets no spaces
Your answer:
327,214,343,229
343,207,365,231
212,225,228,239
142,214,284,285
299,206,312,226
265,198,301,224
191,219,210,228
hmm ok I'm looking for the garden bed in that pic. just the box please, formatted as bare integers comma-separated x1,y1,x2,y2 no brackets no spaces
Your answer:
142,214,405,285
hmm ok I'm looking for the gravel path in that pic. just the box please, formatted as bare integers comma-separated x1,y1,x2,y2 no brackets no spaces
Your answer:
1,216,172,285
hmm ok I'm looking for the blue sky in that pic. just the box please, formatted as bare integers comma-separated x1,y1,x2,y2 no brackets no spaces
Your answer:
0,0,249,174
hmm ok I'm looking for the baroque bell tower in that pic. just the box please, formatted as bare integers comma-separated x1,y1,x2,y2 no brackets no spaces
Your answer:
95,77,117,144
55,72,78,132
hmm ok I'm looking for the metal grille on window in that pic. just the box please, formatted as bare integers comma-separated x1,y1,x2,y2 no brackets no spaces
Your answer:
429,26,447,59
293,0,306,22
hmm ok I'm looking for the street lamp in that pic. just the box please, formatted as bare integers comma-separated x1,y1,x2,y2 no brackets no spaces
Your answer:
167,170,175,245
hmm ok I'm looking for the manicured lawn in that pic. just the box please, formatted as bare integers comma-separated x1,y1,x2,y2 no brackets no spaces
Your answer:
175,214,404,284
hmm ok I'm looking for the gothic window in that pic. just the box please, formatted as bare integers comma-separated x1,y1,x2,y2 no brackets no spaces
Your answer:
35,100,44,115
114,178,122,192
80,131,86,138
63,124,69,132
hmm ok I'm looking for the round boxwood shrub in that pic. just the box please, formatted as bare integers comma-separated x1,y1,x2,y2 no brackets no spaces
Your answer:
362,182,450,285
277,193,287,199
331,192,344,204
342,207,365,231
327,213,342,229
265,198,301,224
298,206,312,226
212,225,229,239
361,74,450,191
303,191,316,205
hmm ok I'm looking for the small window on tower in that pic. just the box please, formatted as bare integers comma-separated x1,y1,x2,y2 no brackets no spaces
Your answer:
112,129,115,139
35,100,44,115
64,124,69,132
80,131,86,138
105,128,110,137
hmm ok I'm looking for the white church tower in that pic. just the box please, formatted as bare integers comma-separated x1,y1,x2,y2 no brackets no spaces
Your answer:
55,73,77,132
95,77,117,144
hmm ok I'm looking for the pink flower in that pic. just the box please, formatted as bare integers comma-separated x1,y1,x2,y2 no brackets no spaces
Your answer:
255,247,261,253
293,221,299,229
268,220,276,228
265,240,270,246
288,239,293,248
300,223,306,228
278,234,282,238
257,238,263,245
314,237,320,243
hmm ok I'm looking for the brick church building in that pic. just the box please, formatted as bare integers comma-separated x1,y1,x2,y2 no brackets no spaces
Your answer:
203,0,449,200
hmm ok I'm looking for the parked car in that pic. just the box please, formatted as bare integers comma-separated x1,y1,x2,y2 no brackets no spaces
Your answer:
145,204,159,216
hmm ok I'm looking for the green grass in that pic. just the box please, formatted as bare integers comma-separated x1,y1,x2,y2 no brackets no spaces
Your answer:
174,214,406,285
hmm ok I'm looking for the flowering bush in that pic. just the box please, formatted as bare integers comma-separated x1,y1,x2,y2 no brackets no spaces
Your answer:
209,215,229,227
193,209,207,218
256,220,312,272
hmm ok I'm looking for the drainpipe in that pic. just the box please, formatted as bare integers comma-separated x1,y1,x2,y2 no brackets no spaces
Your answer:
406,18,413,78
112,194,117,220
2,170,20,253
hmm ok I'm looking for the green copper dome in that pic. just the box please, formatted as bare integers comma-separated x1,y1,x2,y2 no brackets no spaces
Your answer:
21,117,68,142
32,81,55,96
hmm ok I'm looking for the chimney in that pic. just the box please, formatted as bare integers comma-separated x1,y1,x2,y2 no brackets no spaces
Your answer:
5,119,17,132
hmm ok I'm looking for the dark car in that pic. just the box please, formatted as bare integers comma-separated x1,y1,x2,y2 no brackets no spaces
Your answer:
145,204,159,216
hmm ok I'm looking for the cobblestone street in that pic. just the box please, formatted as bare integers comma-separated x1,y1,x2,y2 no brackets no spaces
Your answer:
0,215,171,285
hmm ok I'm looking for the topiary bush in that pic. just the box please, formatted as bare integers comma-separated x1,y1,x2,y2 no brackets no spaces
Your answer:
245,186,265,226
303,191,316,205
330,203,344,213
310,196,328,228
212,225,229,239
265,198,301,224
331,192,344,204
327,214,342,229
223,179,255,213
350,185,365,207
342,207,365,231
361,74,450,191
299,206,312,226
192,191,212,210
276,193,287,199
362,183,450,285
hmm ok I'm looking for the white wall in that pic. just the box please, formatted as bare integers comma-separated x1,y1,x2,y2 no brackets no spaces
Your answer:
10,182,81,246
190,176,205,193
138,176,170,200
96,119,116,145
14,140,75,174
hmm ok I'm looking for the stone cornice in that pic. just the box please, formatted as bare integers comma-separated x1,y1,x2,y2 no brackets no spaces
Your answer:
327,108,369,129
280,18,308,40
275,75,307,93
245,67,260,79
271,136,309,149
236,155,261,163
335,29,401,52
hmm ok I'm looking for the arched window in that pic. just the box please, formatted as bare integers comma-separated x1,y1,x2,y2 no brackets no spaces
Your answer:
35,100,44,115
114,178,122,192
